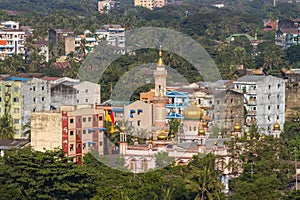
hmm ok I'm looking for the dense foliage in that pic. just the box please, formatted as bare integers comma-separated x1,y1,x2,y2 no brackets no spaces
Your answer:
1,1,300,100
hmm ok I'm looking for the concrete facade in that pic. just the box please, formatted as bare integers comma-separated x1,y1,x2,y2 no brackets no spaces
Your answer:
0,29,25,60
124,101,153,132
234,75,285,134
213,89,244,131
31,105,105,164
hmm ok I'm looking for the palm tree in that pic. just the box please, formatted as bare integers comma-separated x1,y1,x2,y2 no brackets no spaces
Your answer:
186,153,224,200
0,115,15,140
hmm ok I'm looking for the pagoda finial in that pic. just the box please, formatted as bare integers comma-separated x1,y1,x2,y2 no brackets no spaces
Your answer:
158,45,163,66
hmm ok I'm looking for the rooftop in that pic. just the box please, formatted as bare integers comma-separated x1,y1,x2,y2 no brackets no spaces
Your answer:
0,139,29,150
235,75,267,82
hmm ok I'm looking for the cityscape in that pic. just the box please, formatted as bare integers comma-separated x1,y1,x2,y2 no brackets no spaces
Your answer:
0,0,300,199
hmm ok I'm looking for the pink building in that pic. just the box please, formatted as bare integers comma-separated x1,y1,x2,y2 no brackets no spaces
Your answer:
154,0,167,8
98,0,115,13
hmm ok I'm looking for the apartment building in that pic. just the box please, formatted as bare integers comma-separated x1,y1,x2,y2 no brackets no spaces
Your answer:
233,75,285,134
0,77,51,138
0,29,25,60
135,0,167,10
95,25,125,54
50,77,101,109
98,0,115,13
31,105,106,164
213,89,244,131
48,29,74,45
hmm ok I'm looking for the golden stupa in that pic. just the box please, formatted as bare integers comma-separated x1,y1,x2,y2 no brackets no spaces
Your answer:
184,101,204,120
273,121,280,131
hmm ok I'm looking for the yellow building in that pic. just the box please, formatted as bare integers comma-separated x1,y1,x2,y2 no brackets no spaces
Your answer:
134,0,155,10
0,81,22,138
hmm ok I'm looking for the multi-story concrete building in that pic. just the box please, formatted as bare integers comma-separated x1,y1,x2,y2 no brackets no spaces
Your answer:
134,0,167,10
48,29,74,45
95,25,125,54
154,0,167,7
50,77,101,109
0,77,51,138
22,78,51,127
0,29,25,60
0,21,19,30
31,105,106,164
98,0,115,13
134,0,155,10
233,75,285,134
124,101,153,133
213,89,244,131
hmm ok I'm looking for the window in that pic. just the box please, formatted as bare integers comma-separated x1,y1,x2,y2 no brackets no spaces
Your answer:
70,118,74,123
0,97,2,102
277,105,280,109
42,86,44,90
99,141,102,146
231,99,233,104
14,108,19,113
13,97,19,102
268,95,271,100
33,98,36,102
253,107,256,111
268,116,270,121
85,99,88,103
14,119,19,124
269,85,271,89
277,94,280,99
278,84,280,88
217,100,219,104
77,90,79,94
14,87,18,92
83,143,86,149
194,127,196,131
83,117,86,122
77,99,79,103
88,117,91,122
78,118,81,123
70,144,74,151
83,130,86,134
78,144,81,149
70,131,74,136
137,120,141,126
99,116,103,121
268,106,270,110
42,97,45,101
33,86,36,91
85,89,88,93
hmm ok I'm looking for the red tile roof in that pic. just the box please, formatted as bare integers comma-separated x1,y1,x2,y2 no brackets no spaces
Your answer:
54,62,71,69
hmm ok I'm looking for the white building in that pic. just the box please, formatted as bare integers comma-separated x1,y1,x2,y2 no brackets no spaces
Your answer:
233,75,285,134
95,25,125,54
0,29,25,60
50,77,101,109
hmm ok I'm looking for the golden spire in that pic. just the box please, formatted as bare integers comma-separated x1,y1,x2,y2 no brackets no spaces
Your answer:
158,45,163,66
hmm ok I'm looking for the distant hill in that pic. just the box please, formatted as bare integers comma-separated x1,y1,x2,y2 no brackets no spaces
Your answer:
0,0,99,15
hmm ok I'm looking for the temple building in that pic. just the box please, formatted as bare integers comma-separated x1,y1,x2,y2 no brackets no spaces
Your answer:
118,48,229,174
